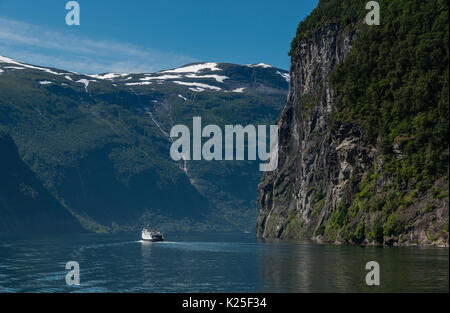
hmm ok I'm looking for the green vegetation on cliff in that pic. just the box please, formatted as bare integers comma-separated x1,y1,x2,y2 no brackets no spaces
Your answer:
326,0,448,244
331,0,449,186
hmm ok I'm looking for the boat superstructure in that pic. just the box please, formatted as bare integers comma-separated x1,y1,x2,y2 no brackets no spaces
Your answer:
141,225,164,242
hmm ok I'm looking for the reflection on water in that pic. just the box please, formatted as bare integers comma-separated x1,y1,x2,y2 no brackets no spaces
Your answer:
257,239,449,292
0,232,447,292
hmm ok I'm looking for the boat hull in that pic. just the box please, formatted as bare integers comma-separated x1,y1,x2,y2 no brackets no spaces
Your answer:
141,236,164,242
141,231,164,242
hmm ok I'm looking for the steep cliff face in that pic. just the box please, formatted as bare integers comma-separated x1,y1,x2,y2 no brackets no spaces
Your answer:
257,0,449,247
256,23,361,239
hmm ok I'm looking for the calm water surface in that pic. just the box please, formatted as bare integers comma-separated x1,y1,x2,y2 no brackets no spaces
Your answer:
0,232,448,292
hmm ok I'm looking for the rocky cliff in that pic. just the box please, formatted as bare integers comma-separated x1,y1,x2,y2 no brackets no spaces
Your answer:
256,0,449,247
256,23,361,240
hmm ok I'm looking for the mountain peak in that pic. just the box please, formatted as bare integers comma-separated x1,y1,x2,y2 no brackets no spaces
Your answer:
159,62,222,74
247,63,273,68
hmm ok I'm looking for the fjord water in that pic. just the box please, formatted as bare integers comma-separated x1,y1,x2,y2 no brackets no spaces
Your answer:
0,232,448,292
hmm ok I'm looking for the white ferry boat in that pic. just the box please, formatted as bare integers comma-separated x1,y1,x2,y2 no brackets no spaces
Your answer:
141,225,164,242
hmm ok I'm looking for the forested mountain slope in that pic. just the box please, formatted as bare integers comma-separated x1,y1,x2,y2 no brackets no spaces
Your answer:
0,57,288,233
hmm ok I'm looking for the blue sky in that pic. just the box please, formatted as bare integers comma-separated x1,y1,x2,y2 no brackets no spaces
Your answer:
0,0,318,74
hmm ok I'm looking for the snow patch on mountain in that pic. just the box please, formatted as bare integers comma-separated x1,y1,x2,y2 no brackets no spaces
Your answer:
232,87,246,93
125,82,153,86
139,74,182,81
76,79,96,92
276,71,290,82
173,81,221,91
185,74,229,83
39,81,53,85
161,63,221,74
0,55,63,75
189,87,205,92
4,66,26,70
89,73,129,80
247,63,272,68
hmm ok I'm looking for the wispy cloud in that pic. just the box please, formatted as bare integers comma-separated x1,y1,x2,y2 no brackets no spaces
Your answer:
0,17,198,74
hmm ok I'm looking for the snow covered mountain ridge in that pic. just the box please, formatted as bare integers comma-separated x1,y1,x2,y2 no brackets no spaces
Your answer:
0,55,289,94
